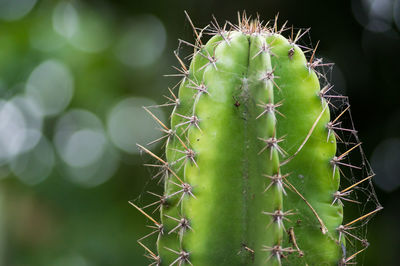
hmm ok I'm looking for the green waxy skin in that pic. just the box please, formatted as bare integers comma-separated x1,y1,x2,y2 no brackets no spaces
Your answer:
155,21,344,265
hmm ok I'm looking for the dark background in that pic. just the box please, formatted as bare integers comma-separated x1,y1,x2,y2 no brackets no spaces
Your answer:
0,0,399,265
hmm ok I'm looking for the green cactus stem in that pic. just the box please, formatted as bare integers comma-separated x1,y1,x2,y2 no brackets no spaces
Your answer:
133,13,382,266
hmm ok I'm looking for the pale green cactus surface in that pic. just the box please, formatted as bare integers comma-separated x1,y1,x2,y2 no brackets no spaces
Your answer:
133,14,382,266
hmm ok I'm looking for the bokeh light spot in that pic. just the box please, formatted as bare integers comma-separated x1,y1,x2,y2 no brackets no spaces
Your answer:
63,142,119,188
69,11,111,53
115,14,166,68
352,0,396,32
0,100,27,165
0,0,37,21
107,97,166,154
54,109,118,187
52,1,79,39
64,129,106,168
10,94,44,153
26,60,74,117
54,109,103,166
10,134,54,186
369,0,394,23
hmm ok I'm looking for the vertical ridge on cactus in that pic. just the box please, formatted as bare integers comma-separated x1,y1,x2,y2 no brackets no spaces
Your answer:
133,13,382,266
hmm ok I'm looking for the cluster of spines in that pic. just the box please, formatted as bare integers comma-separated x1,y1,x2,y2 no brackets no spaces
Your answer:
131,12,382,266
249,30,292,264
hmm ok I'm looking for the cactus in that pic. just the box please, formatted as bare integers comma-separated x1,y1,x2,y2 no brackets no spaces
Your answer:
132,13,382,265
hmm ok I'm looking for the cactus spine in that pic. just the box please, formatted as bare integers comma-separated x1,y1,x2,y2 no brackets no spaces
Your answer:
133,14,381,265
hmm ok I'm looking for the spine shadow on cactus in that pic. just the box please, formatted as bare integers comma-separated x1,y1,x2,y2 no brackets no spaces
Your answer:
131,12,382,266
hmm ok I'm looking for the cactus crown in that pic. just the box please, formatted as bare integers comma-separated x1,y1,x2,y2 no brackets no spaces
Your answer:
132,12,382,266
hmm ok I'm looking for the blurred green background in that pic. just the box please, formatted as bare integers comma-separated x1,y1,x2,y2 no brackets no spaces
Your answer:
0,0,399,265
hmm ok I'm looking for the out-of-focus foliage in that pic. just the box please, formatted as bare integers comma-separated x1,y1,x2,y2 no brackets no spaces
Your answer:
0,0,399,265
0,0,169,265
